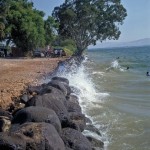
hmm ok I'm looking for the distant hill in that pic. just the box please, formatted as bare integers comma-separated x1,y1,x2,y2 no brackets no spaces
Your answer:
88,38,150,49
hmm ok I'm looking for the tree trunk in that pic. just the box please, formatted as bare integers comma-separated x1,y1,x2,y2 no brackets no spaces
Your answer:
74,47,84,56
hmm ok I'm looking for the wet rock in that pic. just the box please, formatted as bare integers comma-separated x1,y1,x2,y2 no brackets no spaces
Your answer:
12,106,61,133
27,85,43,95
65,147,74,150
67,94,79,104
86,136,104,149
26,94,69,127
69,112,86,132
85,124,101,136
47,80,68,96
39,86,66,104
12,122,66,150
85,117,92,124
0,132,26,150
70,86,81,95
66,101,82,113
0,116,11,132
52,76,69,85
61,128,92,150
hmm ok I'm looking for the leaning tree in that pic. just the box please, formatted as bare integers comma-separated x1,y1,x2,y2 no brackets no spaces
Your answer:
53,0,127,55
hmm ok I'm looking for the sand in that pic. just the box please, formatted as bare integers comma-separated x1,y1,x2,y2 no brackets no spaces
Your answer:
0,57,65,109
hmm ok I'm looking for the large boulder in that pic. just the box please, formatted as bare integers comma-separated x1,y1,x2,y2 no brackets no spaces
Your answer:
66,101,82,113
69,112,86,132
70,86,81,95
27,84,45,95
12,122,66,150
0,108,13,120
47,80,68,96
39,86,66,103
67,94,79,104
86,136,104,149
51,76,69,85
26,94,69,127
12,106,61,133
85,124,102,136
0,132,26,150
61,128,92,150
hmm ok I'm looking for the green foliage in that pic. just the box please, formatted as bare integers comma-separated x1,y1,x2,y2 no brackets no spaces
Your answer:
0,0,58,55
53,37,76,56
53,0,127,55
0,0,10,39
44,16,59,46
4,0,46,52
60,38,76,55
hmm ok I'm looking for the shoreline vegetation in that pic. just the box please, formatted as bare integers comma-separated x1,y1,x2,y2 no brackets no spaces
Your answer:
0,56,104,149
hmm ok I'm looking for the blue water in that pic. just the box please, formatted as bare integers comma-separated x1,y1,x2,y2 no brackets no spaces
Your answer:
86,46,150,150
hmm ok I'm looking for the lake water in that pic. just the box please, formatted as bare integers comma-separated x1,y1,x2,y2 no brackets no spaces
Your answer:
54,46,150,150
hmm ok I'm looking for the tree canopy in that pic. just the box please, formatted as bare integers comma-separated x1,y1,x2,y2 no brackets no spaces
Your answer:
0,0,58,54
53,0,127,55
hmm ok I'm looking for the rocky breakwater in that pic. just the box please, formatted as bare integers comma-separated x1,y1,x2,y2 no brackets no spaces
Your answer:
0,60,104,150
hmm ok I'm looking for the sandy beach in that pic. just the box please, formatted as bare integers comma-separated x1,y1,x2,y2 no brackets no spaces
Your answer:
0,57,65,109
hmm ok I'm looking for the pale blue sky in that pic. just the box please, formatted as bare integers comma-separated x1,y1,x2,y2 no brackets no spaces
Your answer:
32,0,150,43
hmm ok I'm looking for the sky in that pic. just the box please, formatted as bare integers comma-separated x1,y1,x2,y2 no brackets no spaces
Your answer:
32,0,150,43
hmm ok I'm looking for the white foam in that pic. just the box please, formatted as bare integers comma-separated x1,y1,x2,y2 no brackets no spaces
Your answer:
92,71,105,75
55,59,110,149
106,60,125,72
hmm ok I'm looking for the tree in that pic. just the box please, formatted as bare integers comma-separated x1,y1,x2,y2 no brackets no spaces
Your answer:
44,16,58,46
0,0,10,40
5,0,46,52
0,0,47,54
53,0,127,55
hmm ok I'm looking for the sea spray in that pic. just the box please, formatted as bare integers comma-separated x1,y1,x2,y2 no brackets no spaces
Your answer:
53,56,110,149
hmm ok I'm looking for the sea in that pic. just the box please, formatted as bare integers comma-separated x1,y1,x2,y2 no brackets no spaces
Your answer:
50,46,150,150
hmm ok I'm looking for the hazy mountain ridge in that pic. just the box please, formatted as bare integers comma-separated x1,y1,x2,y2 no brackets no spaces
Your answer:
88,38,150,49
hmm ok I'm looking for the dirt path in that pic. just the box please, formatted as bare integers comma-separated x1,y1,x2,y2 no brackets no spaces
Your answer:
0,57,65,109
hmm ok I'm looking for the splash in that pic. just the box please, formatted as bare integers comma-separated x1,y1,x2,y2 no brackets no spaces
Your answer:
54,57,110,149
106,60,125,72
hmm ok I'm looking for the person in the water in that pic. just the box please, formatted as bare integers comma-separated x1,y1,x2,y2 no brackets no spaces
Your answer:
146,72,150,76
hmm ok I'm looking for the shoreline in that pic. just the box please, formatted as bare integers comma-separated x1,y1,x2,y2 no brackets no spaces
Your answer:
0,56,104,149
0,57,66,109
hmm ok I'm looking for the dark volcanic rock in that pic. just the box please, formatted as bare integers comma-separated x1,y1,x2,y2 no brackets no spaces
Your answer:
69,112,86,132
0,116,11,132
39,86,67,103
85,124,101,136
52,76,69,85
26,94,69,127
66,101,82,113
61,128,92,150
0,108,13,120
86,136,104,149
27,85,44,95
47,80,68,96
12,122,66,150
67,94,79,104
0,132,26,150
12,106,61,133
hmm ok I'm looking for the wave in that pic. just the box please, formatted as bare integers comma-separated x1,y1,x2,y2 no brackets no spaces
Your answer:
106,60,125,72
52,57,110,149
